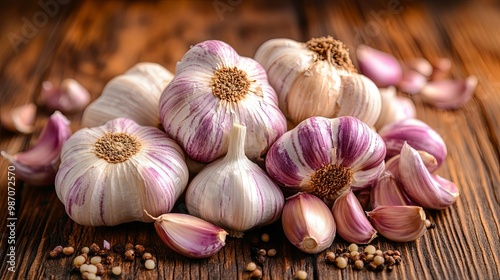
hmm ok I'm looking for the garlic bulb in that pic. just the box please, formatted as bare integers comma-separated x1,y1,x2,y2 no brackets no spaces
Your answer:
55,118,189,226
2,111,71,186
254,36,381,127
265,116,386,202
82,62,173,128
146,212,228,259
159,40,286,163
185,123,285,237
281,192,336,254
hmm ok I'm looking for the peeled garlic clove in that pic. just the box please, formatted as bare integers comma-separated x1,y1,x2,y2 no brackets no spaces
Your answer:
266,116,386,202
41,79,90,113
378,118,447,168
371,172,414,208
1,111,71,186
405,58,433,78
55,118,189,226
160,40,286,163
356,45,402,87
0,103,37,134
147,212,227,259
420,76,478,109
332,190,377,244
398,143,459,209
367,205,427,242
398,70,428,95
82,62,173,128
185,123,284,237
254,36,381,127
282,193,336,254
374,87,416,130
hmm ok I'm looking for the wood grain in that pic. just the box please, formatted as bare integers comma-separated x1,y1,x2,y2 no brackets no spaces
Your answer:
1,0,499,279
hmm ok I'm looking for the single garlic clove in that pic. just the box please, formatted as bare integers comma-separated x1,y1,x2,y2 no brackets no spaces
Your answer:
378,118,447,168
404,58,433,78
430,58,452,81
281,193,336,254
385,149,438,177
420,76,478,110
398,70,428,95
356,45,402,87
398,143,459,209
146,212,227,259
1,111,71,186
332,190,377,244
367,205,427,242
82,62,173,128
374,87,416,130
41,79,91,113
371,172,414,208
0,103,37,134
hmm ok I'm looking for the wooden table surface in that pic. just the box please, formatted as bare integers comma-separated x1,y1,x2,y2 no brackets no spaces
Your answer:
1,0,499,279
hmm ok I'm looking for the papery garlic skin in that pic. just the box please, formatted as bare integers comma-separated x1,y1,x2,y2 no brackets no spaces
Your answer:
160,40,286,163
332,191,377,244
368,205,427,242
148,212,227,259
55,118,189,226
378,118,447,168
2,111,71,186
266,116,386,202
398,143,459,210
254,37,381,127
185,124,284,237
82,62,173,128
282,193,336,254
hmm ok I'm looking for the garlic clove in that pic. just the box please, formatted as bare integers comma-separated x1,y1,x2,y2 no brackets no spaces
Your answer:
371,172,414,208
356,45,402,87
146,212,228,259
420,76,478,109
405,58,433,78
0,103,37,134
374,87,416,130
378,118,447,168
398,70,428,95
367,205,427,242
398,142,459,209
430,58,452,81
332,190,377,244
1,111,71,186
82,62,173,128
385,149,438,176
185,123,284,237
41,79,91,113
282,192,336,254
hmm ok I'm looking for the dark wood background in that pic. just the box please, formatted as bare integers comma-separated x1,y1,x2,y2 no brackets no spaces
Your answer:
1,0,499,279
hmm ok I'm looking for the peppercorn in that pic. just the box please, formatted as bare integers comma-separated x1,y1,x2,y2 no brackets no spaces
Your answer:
354,260,364,270
62,246,75,256
142,252,153,261
261,233,270,242
267,249,277,257
250,268,262,279
49,246,63,258
124,249,135,261
296,270,307,280
124,243,134,251
135,244,145,255
89,243,100,255
246,262,257,272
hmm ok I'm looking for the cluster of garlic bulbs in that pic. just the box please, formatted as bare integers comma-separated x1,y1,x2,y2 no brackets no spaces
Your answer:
2,36,463,259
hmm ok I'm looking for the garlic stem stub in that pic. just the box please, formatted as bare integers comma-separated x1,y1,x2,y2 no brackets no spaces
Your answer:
146,212,228,259
282,192,336,254
254,37,381,127
185,123,284,237
55,118,189,226
265,116,386,202
159,40,286,163
1,111,71,186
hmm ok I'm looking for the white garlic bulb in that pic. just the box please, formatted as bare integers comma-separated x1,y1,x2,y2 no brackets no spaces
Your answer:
82,62,174,128
185,123,285,237
55,118,189,226
254,36,381,127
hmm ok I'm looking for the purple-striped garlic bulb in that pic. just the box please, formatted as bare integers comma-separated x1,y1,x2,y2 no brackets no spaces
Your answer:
55,118,189,226
159,40,287,163
266,116,386,203
254,36,381,127
185,123,285,237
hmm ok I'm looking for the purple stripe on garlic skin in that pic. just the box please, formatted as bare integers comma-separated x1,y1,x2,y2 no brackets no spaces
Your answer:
378,118,447,168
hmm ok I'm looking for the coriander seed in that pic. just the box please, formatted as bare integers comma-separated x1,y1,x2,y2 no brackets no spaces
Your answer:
364,245,376,255
261,233,270,242
62,246,74,256
267,249,277,257
145,259,156,270
250,268,262,279
112,266,122,275
246,262,257,272
354,260,364,270
296,270,308,279
348,243,358,252
373,255,385,266
335,256,347,269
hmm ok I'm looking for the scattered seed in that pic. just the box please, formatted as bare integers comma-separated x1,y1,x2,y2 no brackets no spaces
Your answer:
80,264,89,273
373,255,385,266
364,245,376,255
111,266,122,276
73,255,86,267
325,251,335,263
250,268,262,279
89,243,100,254
267,249,277,257
49,246,63,258
95,263,104,275
125,243,134,251
354,260,364,270
375,249,383,256
258,249,266,256
62,246,75,256
86,273,97,280
135,245,145,255
335,256,348,269
367,263,377,270
246,262,257,272
261,233,270,242
145,259,156,270
90,256,102,264
81,272,89,280
124,249,135,261
142,252,153,261
88,264,98,274
81,247,90,254
348,243,358,253
105,255,114,265
296,270,308,279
